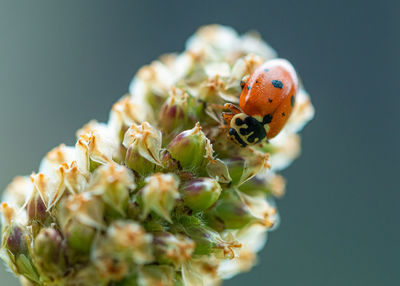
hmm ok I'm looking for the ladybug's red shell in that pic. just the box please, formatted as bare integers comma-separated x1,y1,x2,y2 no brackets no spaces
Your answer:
239,59,299,139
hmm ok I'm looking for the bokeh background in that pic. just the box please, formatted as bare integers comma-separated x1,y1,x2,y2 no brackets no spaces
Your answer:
0,0,399,285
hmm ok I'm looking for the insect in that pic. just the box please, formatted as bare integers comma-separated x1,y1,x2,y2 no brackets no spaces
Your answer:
223,59,299,147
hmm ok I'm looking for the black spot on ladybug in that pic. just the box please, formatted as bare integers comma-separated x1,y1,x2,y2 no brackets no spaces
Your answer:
235,118,244,126
272,80,283,89
247,86,251,90
229,128,247,147
256,80,259,83
291,95,295,107
264,68,269,72
262,114,273,124
240,80,246,89
282,112,285,117
268,98,273,103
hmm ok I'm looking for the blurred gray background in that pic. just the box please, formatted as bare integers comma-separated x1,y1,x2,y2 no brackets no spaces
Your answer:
0,0,399,285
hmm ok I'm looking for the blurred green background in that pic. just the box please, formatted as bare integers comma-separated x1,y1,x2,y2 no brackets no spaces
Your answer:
0,0,398,285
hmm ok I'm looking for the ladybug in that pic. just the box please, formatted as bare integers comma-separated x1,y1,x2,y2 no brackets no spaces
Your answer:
223,59,298,147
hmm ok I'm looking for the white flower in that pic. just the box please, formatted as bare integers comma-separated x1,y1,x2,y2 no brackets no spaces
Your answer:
238,149,270,185
182,256,221,286
218,218,274,279
105,220,153,264
138,265,175,286
123,122,163,166
2,176,33,208
86,163,135,215
38,144,76,178
269,131,301,171
63,192,104,229
141,173,180,223
130,60,175,100
186,24,239,62
38,144,87,195
108,94,155,139
218,247,257,280
286,88,315,133
240,31,277,60
75,120,119,175
30,170,65,210
204,62,231,78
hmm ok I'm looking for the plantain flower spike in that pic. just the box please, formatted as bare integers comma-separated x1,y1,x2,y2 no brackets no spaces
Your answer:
0,24,313,285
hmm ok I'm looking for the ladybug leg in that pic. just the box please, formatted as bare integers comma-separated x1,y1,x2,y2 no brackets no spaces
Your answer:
222,112,235,125
208,103,226,110
223,103,242,114
222,103,242,125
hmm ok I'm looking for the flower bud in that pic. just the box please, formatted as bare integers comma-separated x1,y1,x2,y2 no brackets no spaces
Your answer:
86,164,135,218
75,121,119,175
93,256,129,283
123,122,162,176
238,192,279,230
109,95,154,143
167,123,213,171
225,157,245,186
125,147,156,176
26,193,47,223
182,257,221,286
239,173,286,197
178,216,241,259
141,173,180,223
210,189,256,229
158,87,189,135
4,225,40,284
58,192,104,230
197,76,226,103
109,221,154,264
180,178,221,212
65,220,96,256
34,227,66,276
6,225,28,256
206,159,232,184
226,150,270,186
153,232,194,267
238,177,268,196
92,221,154,278
64,265,105,286
138,265,175,286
